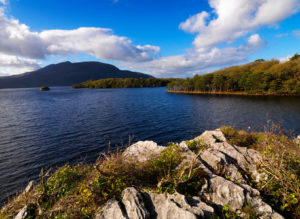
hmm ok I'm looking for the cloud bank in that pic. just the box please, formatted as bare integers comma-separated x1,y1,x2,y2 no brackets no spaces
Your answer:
124,0,300,76
0,7,160,75
0,0,300,76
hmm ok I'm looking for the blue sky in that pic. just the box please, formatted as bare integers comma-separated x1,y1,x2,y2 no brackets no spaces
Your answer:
0,0,300,77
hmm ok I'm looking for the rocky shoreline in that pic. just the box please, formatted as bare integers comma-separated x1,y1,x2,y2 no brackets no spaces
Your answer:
3,128,300,219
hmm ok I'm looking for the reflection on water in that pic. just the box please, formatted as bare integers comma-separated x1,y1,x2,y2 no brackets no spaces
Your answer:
0,87,300,205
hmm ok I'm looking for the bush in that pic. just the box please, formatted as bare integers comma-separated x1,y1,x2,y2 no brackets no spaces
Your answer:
185,140,208,153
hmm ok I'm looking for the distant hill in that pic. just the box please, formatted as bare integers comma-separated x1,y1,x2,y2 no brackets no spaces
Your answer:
0,61,153,89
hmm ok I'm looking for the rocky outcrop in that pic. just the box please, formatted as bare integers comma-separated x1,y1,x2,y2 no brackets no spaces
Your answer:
122,188,150,219
295,135,300,144
97,187,214,219
97,129,284,219
123,141,165,162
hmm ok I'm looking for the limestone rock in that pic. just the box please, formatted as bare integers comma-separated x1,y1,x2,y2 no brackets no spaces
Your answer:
95,200,127,219
123,141,165,162
14,206,28,219
24,181,34,194
196,129,264,182
147,191,214,219
122,187,150,219
178,141,190,152
201,175,245,211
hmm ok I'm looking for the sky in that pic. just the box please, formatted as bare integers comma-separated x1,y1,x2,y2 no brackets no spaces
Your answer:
0,0,300,77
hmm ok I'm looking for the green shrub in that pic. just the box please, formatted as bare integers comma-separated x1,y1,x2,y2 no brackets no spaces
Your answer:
186,140,207,153
37,164,91,209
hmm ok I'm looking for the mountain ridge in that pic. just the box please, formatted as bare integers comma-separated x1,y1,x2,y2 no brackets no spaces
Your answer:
0,61,153,89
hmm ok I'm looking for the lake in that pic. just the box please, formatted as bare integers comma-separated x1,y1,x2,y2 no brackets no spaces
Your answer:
0,87,300,205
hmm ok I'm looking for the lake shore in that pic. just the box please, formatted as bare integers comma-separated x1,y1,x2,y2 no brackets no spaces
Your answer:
167,90,300,96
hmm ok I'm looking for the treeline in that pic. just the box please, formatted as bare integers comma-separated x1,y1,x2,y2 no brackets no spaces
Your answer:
72,78,173,89
167,54,300,95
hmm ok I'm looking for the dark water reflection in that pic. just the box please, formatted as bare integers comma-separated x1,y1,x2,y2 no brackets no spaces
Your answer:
0,87,300,205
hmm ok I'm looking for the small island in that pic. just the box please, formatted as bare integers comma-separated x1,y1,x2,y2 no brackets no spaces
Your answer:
40,86,50,91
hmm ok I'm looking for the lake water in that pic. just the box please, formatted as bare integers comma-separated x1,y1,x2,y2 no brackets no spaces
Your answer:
1,87,300,205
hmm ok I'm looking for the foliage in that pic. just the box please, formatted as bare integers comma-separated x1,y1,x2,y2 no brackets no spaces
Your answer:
167,58,300,95
186,139,207,153
36,164,91,210
72,78,174,89
255,124,300,218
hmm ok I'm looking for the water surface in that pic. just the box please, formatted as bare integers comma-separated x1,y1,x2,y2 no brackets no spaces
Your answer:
1,87,300,205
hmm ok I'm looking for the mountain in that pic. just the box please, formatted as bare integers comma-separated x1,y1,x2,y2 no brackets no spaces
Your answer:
0,61,153,89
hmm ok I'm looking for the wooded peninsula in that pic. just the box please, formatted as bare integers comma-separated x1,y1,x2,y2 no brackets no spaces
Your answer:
167,54,300,96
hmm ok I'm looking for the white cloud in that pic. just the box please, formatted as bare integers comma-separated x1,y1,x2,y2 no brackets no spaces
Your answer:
180,0,300,50
40,28,160,62
0,0,7,5
122,0,299,76
179,12,209,34
122,34,265,77
0,8,160,63
279,55,292,63
0,53,40,75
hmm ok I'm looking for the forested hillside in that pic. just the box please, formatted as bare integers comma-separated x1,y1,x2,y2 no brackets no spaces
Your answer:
72,78,173,89
167,54,300,95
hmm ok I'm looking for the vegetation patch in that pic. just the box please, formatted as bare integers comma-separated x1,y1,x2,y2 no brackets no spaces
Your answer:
220,126,262,148
72,78,174,89
186,139,208,153
221,124,300,218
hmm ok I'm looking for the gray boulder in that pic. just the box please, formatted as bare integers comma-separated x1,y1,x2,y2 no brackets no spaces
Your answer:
196,129,265,182
122,187,150,219
96,200,127,219
147,191,214,219
123,141,165,162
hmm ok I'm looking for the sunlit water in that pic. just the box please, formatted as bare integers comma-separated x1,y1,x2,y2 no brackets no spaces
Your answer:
1,87,300,205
